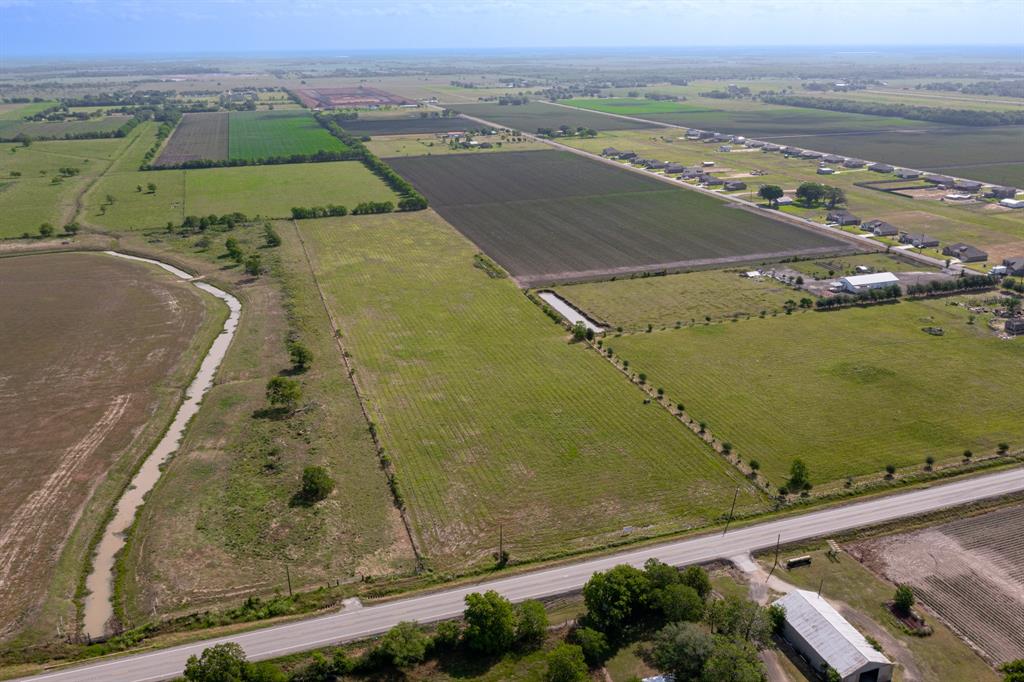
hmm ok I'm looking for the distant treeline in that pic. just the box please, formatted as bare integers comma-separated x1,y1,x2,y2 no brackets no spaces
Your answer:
918,80,1024,100
317,111,428,211
760,94,1024,126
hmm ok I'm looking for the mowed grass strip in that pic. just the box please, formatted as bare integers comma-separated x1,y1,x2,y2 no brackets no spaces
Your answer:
390,151,848,283
227,110,347,161
154,111,229,166
611,299,1024,487
553,269,800,331
301,211,763,569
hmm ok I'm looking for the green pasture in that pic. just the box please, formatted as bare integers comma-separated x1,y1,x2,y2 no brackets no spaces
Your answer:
565,97,720,116
612,298,1024,487
227,110,348,161
301,210,763,570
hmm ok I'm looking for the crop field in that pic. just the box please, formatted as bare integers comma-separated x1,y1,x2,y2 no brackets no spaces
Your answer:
552,269,802,331
610,297,1024,487
851,504,1024,664
455,101,659,132
153,111,229,166
367,133,548,158
227,110,347,161
389,150,849,286
300,210,764,569
566,97,724,116
0,114,132,141
0,251,222,639
85,160,397,230
339,116,474,136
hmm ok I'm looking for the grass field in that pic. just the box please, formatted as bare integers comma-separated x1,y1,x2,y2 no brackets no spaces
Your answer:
782,253,936,279
154,112,229,166
0,251,222,641
84,160,398,230
120,223,413,621
301,210,764,569
0,115,132,141
566,97,725,116
339,117,473,136
227,110,347,161
611,298,1024,487
368,133,547,158
390,150,849,285
552,269,802,331
455,101,660,132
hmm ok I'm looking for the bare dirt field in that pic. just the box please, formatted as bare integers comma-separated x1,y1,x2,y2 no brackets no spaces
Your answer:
849,504,1024,665
0,251,218,640
292,86,412,109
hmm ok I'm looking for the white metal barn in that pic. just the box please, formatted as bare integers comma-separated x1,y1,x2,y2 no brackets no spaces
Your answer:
838,272,899,293
774,590,893,682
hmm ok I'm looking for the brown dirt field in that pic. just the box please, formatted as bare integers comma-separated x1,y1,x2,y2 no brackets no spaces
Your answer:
0,251,218,640
849,504,1024,665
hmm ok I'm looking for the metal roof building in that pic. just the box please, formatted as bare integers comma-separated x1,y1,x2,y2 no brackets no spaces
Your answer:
839,272,900,293
774,590,893,682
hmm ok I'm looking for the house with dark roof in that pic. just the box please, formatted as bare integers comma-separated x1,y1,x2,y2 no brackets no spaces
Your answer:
1006,318,1024,335
664,163,687,174
1003,257,1024,276
954,179,983,192
869,163,894,173
782,146,802,156
643,159,668,170
923,174,955,187
747,140,766,148
700,175,724,186
828,210,861,226
861,219,898,237
617,150,637,160
724,181,747,191
899,232,940,248
823,154,845,164
943,243,988,262
801,150,824,159
601,147,620,157
843,159,867,168
762,144,781,152
817,167,835,175
989,186,1018,199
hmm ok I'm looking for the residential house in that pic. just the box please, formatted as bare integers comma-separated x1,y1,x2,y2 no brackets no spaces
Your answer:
999,198,1024,209
923,174,955,187
817,167,835,175
724,181,747,191
601,147,620,157
861,219,898,237
774,591,894,682
801,150,824,159
1003,257,1024,276
644,159,668,170
664,163,687,174
943,243,989,262
899,232,940,248
700,175,724,186
747,140,766,148
1007,318,1024,335
827,210,861,226
776,195,794,206
617,150,637,160
869,163,895,173
823,154,845,164
954,179,983,192
989,186,1018,199
895,168,921,179
762,144,782,152
843,158,867,168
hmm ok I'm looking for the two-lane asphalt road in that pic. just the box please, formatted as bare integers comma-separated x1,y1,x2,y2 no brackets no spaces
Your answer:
18,466,1024,682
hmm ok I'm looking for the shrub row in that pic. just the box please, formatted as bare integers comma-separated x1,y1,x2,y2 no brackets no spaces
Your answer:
906,274,996,296
816,284,902,309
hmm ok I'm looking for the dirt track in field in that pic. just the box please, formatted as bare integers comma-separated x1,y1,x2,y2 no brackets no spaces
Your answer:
0,251,211,639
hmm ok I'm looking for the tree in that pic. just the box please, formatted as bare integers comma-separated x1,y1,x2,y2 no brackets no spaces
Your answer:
570,626,609,666
264,223,282,247
823,185,846,209
515,599,548,648
376,621,429,668
38,223,54,238
298,465,334,503
546,643,588,682
767,604,786,635
757,184,784,208
571,321,587,341
701,639,767,682
704,596,774,650
788,459,810,491
582,564,651,639
225,237,244,263
463,590,516,655
654,583,704,622
1000,659,1024,682
64,221,80,235
136,184,143,192
650,622,714,681
893,585,915,615
147,182,157,193
432,620,462,651
885,464,896,477
183,643,249,682
288,341,313,372
795,182,825,207
244,253,262,276
265,376,301,410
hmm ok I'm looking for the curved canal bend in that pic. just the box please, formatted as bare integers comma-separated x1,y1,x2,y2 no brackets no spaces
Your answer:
81,251,241,638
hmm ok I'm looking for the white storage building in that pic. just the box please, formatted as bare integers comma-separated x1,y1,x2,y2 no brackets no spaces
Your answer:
838,272,899,293
774,590,893,682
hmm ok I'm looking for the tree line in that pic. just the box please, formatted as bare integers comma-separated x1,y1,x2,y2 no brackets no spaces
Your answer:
918,80,1024,100
760,94,1024,126
815,284,902,309
906,274,996,296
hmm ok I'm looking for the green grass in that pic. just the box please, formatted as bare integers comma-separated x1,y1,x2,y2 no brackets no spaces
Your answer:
755,542,999,682
611,298,1024,487
566,97,720,116
0,115,133,141
84,161,398,230
301,210,763,570
227,111,348,161
454,101,660,132
553,269,801,331
783,253,935,279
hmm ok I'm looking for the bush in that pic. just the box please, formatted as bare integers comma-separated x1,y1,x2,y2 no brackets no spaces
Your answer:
288,340,313,372
681,565,712,601
463,591,516,655
265,376,301,410
582,564,650,639
894,585,915,615
570,626,609,666
431,620,462,651
545,643,588,682
376,621,429,669
514,599,548,648
298,466,335,504
654,583,704,622
650,622,714,681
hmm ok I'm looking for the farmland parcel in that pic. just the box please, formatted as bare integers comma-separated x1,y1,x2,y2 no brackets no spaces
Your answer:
456,101,659,132
610,298,1024,488
0,251,224,640
389,150,850,285
338,116,472,136
300,210,764,570
153,111,229,166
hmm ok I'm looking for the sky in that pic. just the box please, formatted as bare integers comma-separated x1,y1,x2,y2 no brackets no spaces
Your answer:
1,0,1023,59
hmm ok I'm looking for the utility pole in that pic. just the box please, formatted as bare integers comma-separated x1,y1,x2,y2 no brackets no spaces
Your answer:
286,564,293,598
723,485,740,535
817,575,825,598
766,533,781,582
499,523,503,560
